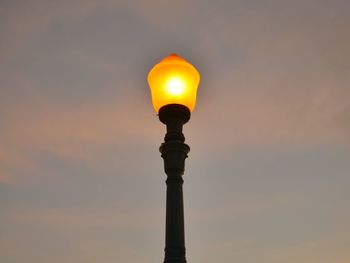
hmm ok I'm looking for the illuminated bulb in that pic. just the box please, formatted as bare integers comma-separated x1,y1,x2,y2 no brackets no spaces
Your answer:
147,53,200,112
166,77,185,96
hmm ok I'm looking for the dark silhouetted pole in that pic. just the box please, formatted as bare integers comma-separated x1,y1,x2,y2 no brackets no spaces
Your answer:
159,104,190,263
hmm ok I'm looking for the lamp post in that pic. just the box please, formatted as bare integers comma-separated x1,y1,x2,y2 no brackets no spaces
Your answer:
148,54,200,263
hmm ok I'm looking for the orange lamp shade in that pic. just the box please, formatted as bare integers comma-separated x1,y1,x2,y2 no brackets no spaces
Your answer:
148,54,200,113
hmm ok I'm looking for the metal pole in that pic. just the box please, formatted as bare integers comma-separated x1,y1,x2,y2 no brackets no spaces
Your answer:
159,104,191,263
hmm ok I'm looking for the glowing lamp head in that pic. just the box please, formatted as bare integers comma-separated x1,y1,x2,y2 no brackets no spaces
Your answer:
147,54,200,113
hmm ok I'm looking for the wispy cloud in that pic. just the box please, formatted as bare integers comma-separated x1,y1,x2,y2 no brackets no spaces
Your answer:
0,1,349,262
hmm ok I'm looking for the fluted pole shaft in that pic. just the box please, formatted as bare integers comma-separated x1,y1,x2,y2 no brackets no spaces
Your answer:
159,104,191,263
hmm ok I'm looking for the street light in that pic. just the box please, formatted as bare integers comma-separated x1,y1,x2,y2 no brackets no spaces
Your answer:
148,53,200,263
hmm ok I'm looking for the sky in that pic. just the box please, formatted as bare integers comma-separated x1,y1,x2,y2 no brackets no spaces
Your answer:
1,0,350,262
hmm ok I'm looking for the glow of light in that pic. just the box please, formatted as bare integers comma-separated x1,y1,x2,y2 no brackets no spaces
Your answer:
147,53,200,112
166,77,185,96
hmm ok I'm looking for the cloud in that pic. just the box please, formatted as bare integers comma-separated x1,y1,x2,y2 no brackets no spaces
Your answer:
186,0,350,149
0,92,160,183
1,0,349,183
0,2,349,263
9,207,162,229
